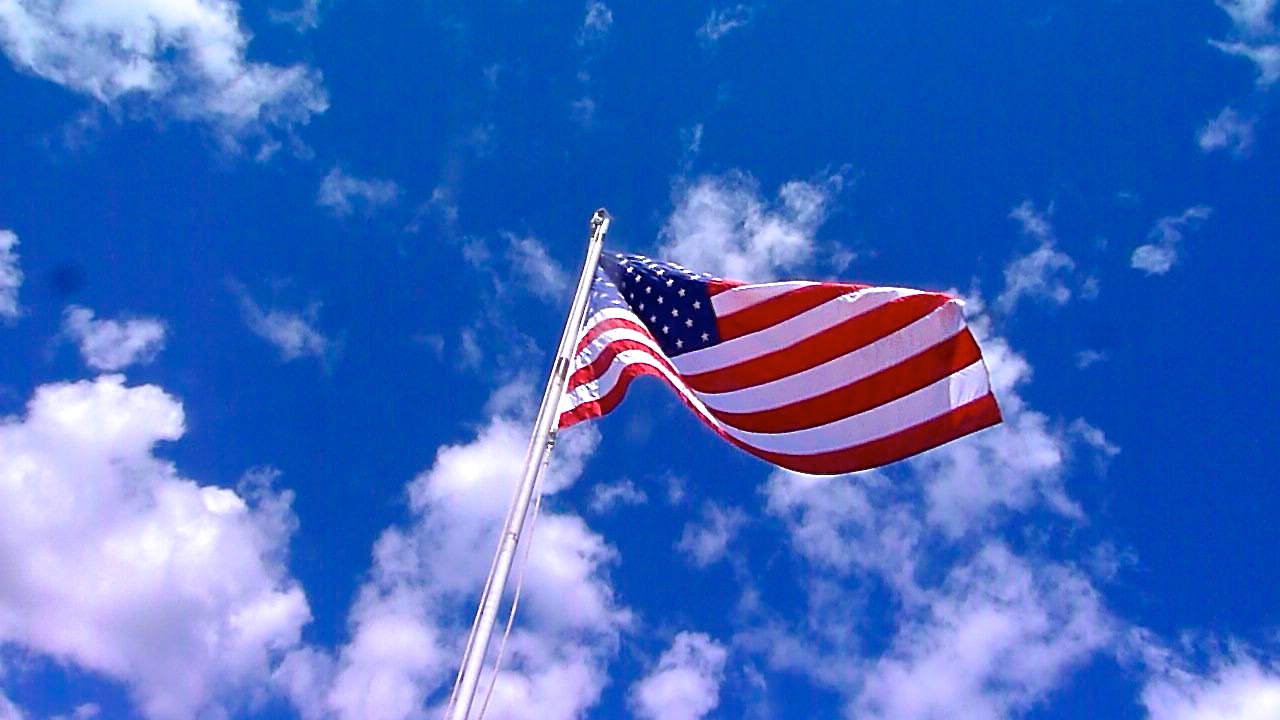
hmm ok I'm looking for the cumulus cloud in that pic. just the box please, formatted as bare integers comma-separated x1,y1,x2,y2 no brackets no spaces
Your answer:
997,201,1077,314
317,167,401,218
275,381,628,720
1199,107,1256,154
851,544,1112,720
913,296,1092,536
0,230,21,321
61,306,166,371
1131,206,1212,276
0,0,327,149
750,286,1123,718
1142,648,1280,720
0,377,310,719
677,503,748,568
578,1,613,44
659,170,845,282
231,283,336,363
630,632,729,720
698,5,755,43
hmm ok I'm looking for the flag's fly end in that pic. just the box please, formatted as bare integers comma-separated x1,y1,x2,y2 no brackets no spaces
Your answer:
558,253,1003,474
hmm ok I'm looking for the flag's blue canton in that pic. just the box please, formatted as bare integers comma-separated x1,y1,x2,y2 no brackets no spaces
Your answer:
595,253,721,358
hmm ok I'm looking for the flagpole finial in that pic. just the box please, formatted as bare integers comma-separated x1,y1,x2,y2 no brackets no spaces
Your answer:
591,207,611,230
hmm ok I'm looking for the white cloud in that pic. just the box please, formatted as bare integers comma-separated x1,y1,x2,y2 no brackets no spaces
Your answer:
698,5,755,43
1199,107,1256,154
1212,2,1280,86
571,96,597,128
764,469,921,592
275,381,628,720
1212,40,1280,86
913,298,1090,536
659,170,844,282
0,230,21,321
317,167,401,218
0,377,310,720
0,0,327,148
505,234,569,302
578,1,613,44
1008,200,1054,242
1076,349,1107,369
750,285,1125,719
0,691,24,720
630,632,728,720
1217,0,1277,36
62,306,166,371
678,503,748,568
997,201,1077,313
232,283,336,363
1131,206,1212,276
1069,418,1120,460
588,479,648,514
271,0,322,33
1143,650,1280,720
851,544,1112,720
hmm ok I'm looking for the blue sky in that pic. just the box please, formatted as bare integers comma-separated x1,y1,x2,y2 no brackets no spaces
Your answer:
1,1,1279,719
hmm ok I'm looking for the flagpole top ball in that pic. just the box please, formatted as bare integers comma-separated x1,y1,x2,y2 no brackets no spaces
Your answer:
591,208,611,229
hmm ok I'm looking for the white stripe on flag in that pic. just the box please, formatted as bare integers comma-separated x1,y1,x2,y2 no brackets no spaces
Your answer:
672,286,925,375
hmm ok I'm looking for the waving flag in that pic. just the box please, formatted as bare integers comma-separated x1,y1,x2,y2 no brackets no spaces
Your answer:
557,253,1002,474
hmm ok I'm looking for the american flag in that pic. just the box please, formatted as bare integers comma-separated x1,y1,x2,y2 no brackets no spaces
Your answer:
557,253,1002,474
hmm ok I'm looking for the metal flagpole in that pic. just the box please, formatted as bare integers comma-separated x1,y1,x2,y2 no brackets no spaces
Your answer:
445,208,612,720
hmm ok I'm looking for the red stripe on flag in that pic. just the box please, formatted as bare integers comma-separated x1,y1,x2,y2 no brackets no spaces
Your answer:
710,330,984,434
559,362,670,429
707,280,744,296
737,392,1003,474
575,316,651,354
567,337,680,393
716,283,865,342
686,294,950,394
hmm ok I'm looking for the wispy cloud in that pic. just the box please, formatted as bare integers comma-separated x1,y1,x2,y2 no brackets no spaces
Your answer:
505,234,570,302
1131,206,1212,276
997,201,1077,314
1212,40,1280,85
698,5,756,44
271,0,322,32
1199,107,1256,154
62,306,166,371
231,282,336,363
1218,0,1277,36
0,0,328,152
0,229,21,321
317,167,401,218
578,1,613,44
1211,1,1280,85
678,503,748,568
1076,349,1107,369
589,479,648,514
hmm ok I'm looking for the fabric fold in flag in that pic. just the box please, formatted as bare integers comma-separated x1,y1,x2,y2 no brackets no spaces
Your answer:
557,253,1002,475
